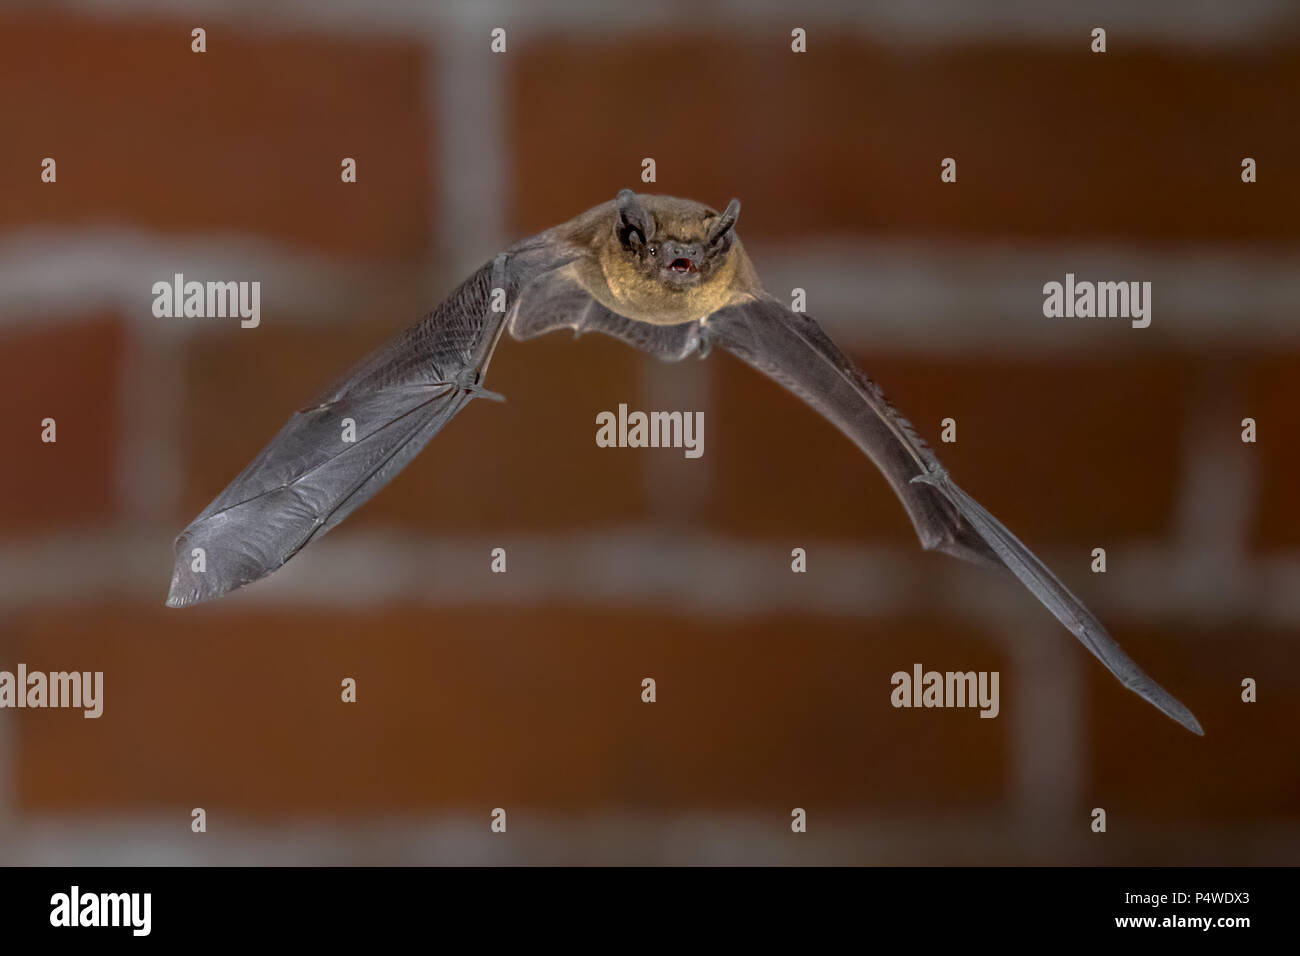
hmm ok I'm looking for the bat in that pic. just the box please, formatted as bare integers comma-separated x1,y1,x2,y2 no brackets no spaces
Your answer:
165,189,1203,735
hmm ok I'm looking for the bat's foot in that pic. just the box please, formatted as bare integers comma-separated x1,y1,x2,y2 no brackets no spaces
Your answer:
466,385,505,403
454,367,505,403
909,464,950,488
694,324,714,359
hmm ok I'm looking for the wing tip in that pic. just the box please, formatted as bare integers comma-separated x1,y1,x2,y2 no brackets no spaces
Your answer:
163,570,219,609
164,554,196,609
914,470,1206,737
1162,700,1205,736
164,574,243,609
165,531,248,609
1130,675,1205,736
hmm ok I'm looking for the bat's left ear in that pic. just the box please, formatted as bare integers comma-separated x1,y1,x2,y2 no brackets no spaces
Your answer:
706,198,741,248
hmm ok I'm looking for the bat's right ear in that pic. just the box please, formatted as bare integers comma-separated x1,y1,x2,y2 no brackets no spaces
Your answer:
616,188,654,248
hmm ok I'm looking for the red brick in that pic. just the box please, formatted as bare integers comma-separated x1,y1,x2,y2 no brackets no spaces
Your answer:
10,605,1008,816
1088,622,1300,823
1244,352,1300,550
509,38,1300,242
0,14,432,260
0,316,123,533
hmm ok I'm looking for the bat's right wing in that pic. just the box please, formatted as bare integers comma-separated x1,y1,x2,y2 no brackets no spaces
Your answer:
166,240,577,608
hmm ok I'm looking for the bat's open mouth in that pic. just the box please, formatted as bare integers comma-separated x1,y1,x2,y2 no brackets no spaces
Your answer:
668,257,697,274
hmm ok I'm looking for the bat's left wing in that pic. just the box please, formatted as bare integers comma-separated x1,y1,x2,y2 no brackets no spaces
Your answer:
701,294,1203,735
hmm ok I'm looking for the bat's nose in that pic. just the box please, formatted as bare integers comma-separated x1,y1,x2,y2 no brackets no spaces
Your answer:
662,241,702,274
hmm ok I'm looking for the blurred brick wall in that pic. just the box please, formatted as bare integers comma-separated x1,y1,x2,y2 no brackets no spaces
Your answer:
0,5,1297,864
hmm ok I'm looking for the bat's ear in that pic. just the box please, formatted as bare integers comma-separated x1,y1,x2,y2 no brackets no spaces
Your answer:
616,189,655,248
706,198,741,248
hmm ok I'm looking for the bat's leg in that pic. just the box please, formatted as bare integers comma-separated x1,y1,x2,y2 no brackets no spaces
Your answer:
694,321,714,359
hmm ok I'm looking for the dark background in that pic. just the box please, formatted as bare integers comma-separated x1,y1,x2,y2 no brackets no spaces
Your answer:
0,1,1296,864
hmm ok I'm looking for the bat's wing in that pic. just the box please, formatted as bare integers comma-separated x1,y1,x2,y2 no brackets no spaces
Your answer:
166,241,575,608
701,295,1203,735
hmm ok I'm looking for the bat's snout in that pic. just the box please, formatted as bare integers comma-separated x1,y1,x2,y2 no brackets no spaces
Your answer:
658,240,703,281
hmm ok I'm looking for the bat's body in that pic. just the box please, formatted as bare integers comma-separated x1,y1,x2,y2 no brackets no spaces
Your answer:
166,190,1203,735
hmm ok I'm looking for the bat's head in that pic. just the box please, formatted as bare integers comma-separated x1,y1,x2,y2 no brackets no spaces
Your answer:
612,189,741,291
583,190,756,325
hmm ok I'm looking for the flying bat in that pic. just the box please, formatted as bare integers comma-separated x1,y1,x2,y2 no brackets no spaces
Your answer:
165,189,1203,735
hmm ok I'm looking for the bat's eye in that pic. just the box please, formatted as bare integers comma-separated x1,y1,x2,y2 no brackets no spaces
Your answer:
647,244,658,258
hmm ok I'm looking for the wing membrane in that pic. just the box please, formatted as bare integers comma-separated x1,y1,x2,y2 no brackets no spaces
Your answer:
166,255,521,607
